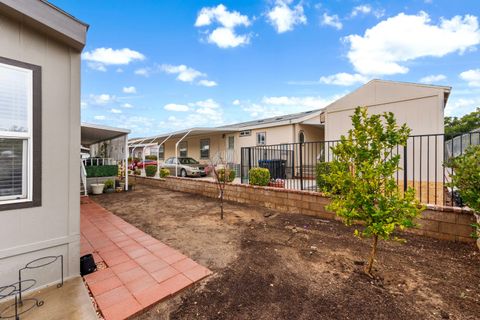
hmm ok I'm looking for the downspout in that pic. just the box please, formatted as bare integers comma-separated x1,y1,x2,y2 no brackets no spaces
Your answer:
175,130,192,176
156,134,172,178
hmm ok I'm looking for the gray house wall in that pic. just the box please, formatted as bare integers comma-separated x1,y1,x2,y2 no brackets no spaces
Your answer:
0,5,85,289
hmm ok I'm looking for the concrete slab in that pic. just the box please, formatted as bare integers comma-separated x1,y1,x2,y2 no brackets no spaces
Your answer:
0,277,97,320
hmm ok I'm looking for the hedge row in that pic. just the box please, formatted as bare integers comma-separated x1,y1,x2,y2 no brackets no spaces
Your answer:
86,165,118,177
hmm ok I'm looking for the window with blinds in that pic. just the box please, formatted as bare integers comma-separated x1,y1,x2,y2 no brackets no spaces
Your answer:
0,62,32,203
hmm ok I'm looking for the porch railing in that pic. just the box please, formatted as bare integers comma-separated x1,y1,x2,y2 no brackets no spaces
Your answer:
240,132,480,208
82,158,118,166
80,160,87,196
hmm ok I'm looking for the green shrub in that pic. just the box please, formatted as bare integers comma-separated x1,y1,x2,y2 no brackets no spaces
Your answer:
145,165,157,177
145,155,157,160
160,168,170,178
249,167,270,186
218,168,236,183
448,145,480,213
104,179,114,189
315,162,333,192
134,169,141,175
85,165,118,177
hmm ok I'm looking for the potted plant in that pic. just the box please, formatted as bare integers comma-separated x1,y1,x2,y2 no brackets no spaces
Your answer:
90,177,105,195
104,179,115,193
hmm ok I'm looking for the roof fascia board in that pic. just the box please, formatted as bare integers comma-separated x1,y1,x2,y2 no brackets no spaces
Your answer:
0,0,88,51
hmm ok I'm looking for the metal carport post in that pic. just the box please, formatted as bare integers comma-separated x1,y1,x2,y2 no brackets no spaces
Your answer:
175,130,192,176
156,134,172,177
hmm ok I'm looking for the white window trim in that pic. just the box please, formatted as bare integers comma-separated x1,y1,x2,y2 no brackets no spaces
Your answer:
0,63,33,204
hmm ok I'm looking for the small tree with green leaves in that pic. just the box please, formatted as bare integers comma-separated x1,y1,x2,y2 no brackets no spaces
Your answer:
322,107,423,275
447,145,480,238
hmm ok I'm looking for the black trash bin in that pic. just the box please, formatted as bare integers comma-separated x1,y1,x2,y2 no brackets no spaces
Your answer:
258,159,287,179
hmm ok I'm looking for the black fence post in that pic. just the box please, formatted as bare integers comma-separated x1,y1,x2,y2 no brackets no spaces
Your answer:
248,147,252,183
299,143,304,190
240,147,244,183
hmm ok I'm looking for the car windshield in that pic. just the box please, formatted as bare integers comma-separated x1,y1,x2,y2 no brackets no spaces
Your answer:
179,158,199,164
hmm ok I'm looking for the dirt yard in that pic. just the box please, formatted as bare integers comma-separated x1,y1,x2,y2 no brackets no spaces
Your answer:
93,184,480,320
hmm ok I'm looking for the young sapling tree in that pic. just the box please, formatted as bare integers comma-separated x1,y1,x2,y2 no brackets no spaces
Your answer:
322,107,423,275
210,154,235,219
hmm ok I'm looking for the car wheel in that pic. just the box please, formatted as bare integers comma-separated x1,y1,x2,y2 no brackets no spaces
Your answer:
180,169,187,177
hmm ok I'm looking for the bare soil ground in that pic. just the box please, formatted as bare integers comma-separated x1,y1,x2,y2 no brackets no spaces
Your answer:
93,184,480,320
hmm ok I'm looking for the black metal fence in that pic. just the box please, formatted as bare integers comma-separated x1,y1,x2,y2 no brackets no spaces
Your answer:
240,132,480,207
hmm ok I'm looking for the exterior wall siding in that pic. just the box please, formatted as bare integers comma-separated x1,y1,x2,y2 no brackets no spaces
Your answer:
0,12,81,288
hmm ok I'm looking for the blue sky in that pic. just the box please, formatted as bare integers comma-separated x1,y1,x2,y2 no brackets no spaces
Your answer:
51,0,480,137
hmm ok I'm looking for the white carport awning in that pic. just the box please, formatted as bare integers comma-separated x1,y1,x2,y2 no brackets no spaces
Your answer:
81,123,130,146
129,127,239,147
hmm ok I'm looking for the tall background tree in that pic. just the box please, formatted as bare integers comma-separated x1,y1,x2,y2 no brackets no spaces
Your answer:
323,107,423,275
445,108,480,138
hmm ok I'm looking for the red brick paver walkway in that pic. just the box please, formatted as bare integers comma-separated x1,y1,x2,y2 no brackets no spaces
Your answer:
80,198,212,320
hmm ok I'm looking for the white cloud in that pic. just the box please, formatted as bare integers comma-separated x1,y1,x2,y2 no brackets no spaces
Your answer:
90,94,115,105
82,48,145,71
195,4,250,28
190,98,220,110
351,5,371,17
350,5,385,19
267,0,307,33
160,64,217,86
122,86,137,94
164,99,224,129
207,27,250,48
319,73,369,86
164,103,190,112
238,94,338,119
345,12,480,75
111,108,122,114
459,69,480,87
87,62,107,72
81,101,87,109
445,96,480,116
122,103,134,108
232,99,241,105
134,68,150,77
321,13,342,30
94,115,106,120
419,74,447,83
195,4,251,48
198,79,218,87
118,116,156,135
161,64,204,82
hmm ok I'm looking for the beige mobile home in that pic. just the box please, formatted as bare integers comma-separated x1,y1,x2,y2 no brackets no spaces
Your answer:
0,0,88,292
130,80,449,172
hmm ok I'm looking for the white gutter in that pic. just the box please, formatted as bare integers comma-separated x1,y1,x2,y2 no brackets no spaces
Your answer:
175,130,192,176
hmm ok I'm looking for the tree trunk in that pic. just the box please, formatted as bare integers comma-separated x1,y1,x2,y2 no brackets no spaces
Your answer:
365,234,378,276
220,189,224,220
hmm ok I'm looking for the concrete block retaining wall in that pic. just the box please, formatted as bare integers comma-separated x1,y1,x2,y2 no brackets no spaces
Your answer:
130,175,476,243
